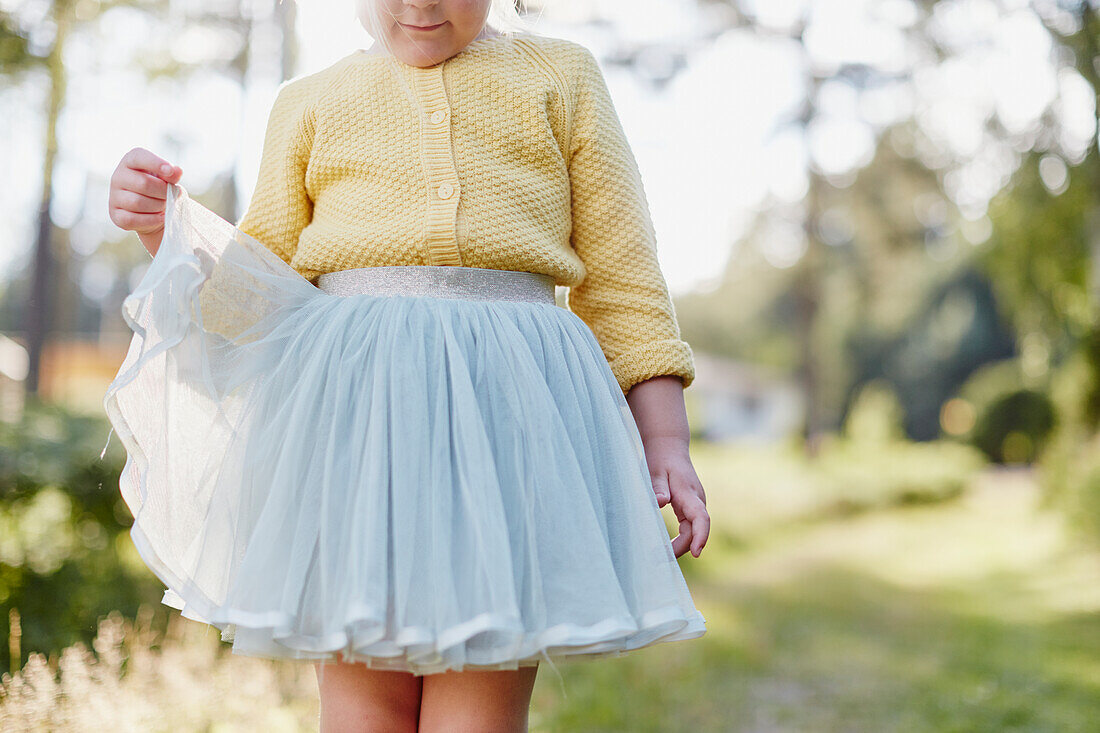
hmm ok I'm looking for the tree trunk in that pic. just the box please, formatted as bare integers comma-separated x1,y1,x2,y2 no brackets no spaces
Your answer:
1072,6,1100,429
24,0,71,399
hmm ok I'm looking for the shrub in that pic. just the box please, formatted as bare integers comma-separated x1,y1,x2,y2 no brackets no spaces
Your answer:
969,389,1057,464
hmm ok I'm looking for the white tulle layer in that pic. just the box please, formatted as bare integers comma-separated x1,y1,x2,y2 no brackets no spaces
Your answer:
102,183,706,675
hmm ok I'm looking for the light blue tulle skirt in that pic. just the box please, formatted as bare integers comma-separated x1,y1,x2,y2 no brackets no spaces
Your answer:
101,182,706,676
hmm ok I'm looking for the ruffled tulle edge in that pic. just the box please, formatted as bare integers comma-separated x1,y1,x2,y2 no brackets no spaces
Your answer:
129,518,705,676
102,180,315,450
100,254,205,475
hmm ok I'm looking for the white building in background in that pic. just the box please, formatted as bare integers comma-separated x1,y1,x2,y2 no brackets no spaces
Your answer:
686,351,803,443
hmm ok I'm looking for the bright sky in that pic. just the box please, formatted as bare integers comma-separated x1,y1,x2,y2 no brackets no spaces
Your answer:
0,0,1093,300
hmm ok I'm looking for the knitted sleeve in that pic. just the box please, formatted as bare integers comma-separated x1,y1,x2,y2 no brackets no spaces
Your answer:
233,80,317,268
563,46,695,395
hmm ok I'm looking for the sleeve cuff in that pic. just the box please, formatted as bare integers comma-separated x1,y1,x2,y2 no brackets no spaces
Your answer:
607,338,696,396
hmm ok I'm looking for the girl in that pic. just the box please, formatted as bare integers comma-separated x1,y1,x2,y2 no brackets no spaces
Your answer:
104,0,710,729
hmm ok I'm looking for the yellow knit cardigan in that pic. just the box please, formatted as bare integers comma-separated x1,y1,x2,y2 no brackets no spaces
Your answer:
233,32,694,395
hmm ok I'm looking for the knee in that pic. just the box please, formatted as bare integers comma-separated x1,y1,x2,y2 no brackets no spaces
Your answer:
318,697,419,733
419,709,531,733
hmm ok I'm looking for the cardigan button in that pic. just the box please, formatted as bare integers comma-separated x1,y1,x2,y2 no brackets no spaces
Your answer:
437,182,455,199
430,109,448,124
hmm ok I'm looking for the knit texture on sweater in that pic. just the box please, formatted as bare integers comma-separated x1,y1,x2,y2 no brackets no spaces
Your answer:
233,32,694,394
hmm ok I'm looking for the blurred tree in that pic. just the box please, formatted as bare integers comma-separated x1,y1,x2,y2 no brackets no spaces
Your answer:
1,0,299,399
684,1,945,455
1,0,174,400
992,2,1100,429
0,0,299,670
8,0,76,400
678,130,1019,442
980,154,1091,396
679,0,1100,451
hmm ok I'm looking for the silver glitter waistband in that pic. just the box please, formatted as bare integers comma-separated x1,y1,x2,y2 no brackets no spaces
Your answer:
316,266,557,304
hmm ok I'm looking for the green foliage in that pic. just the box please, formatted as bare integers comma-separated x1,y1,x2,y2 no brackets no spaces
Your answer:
1037,409,1100,549
980,154,1092,355
1034,341,1100,549
0,400,164,674
977,151,1100,437
841,266,1018,442
820,381,990,512
969,389,1057,464
842,379,906,444
688,433,987,545
954,358,1028,415
813,434,987,515
1053,439,1100,542
1080,322,1100,429
951,357,1058,464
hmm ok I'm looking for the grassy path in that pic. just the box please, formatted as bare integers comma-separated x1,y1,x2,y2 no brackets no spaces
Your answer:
530,467,1100,732
6,461,1098,731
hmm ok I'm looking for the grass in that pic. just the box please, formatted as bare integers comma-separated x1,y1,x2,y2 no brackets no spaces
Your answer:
4,447,1099,731
529,465,1100,732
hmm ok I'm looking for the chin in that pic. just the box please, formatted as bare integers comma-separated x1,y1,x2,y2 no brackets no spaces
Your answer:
395,41,450,67
397,46,439,66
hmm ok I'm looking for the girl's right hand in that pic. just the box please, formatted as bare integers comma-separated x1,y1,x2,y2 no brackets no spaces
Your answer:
108,147,183,258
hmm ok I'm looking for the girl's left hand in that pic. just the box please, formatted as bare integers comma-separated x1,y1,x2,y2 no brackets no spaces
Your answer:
643,436,709,559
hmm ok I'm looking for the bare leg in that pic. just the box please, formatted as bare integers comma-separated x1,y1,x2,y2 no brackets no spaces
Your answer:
314,657,424,733
418,663,539,733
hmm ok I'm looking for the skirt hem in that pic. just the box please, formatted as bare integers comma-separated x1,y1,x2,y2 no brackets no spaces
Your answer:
128,475,707,676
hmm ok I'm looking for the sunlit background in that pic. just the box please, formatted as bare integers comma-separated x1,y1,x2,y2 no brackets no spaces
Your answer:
3,0,1100,729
